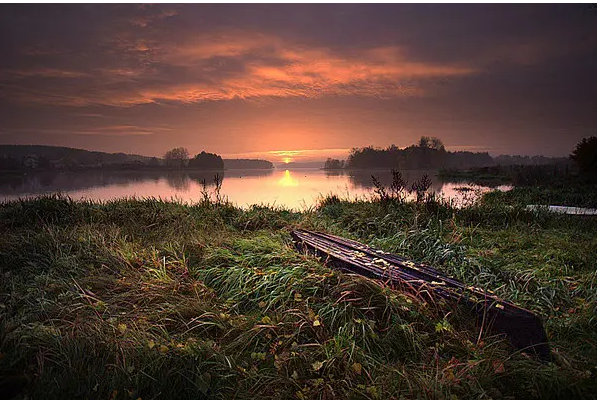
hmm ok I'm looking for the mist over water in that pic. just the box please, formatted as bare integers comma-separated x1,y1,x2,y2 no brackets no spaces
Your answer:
0,168,511,209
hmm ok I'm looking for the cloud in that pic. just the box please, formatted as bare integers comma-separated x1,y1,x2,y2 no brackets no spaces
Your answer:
20,46,65,56
77,125,169,136
0,28,479,107
479,33,592,67
71,113,105,118
157,32,476,101
128,8,178,28
4,10,585,108
0,125,172,137
19,15,579,108
0,68,90,79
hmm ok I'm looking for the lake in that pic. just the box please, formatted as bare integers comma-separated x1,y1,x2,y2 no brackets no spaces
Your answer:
0,169,511,209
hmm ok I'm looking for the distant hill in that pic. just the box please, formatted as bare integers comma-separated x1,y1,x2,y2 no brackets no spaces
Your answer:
224,159,273,169
0,145,275,171
0,145,152,166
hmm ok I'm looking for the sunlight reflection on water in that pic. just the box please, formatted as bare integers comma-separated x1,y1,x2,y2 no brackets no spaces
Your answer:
0,169,511,210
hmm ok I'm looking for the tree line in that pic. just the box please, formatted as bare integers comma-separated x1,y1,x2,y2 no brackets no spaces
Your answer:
324,136,580,170
164,147,224,169
163,147,274,170
0,145,273,171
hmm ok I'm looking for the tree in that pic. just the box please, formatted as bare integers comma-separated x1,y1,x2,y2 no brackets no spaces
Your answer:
188,151,224,169
324,158,344,169
164,147,189,168
430,137,445,151
570,137,596,179
418,136,444,150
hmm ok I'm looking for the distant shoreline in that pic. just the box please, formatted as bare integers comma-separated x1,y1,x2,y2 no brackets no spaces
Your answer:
0,165,275,174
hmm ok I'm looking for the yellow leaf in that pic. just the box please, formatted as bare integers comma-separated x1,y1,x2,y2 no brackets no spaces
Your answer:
258,301,267,308
311,360,324,371
147,340,155,349
443,369,455,382
261,316,272,324
351,362,362,375
295,391,305,399
159,345,169,354
313,318,321,327
219,313,230,320
117,323,127,334
292,370,299,380
367,386,378,398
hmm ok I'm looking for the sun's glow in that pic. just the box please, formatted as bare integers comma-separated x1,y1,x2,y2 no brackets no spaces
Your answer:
277,170,299,187
269,150,305,156
283,157,292,164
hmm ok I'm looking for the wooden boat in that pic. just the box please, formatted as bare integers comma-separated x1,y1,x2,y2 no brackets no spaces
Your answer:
291,229,551,361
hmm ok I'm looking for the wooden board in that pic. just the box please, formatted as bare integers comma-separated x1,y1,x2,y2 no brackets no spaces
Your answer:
291,229,551,361
526,205,596,215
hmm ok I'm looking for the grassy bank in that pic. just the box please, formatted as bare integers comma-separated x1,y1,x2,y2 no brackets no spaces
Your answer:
0,189,596,399
438,165,596,208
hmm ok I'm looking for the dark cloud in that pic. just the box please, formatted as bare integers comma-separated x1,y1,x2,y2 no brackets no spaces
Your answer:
0,4,595,157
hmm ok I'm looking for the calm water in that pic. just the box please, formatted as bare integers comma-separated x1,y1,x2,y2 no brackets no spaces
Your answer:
0,169,510,210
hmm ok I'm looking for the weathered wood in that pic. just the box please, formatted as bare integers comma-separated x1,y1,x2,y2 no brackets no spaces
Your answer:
526,205,596,216
291,229,551,361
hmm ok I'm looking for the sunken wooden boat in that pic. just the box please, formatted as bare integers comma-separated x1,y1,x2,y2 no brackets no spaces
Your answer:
291,229,551,361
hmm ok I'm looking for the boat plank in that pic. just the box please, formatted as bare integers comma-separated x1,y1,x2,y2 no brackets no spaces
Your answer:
291,229,551,361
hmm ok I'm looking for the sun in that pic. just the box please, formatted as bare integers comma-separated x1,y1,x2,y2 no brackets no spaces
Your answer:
283,157,292,164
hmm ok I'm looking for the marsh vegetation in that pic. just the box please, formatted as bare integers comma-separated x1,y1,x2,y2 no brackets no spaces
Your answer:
0,173,595,399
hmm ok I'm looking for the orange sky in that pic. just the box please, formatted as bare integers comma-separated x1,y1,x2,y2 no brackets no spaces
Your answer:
0,4,595,160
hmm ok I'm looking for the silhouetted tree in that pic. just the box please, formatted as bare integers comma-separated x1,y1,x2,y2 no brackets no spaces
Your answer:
430,137,445,151
164,147,189,168
149,157,160,167
347,137,458,170
570,137,596,180
324,158,345,169
188,151,224,169
418,136,445,151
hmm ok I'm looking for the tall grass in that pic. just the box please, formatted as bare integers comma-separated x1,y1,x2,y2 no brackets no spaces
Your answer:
0,187,596,399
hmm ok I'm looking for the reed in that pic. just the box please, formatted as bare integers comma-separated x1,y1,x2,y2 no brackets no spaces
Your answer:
0,185,595,399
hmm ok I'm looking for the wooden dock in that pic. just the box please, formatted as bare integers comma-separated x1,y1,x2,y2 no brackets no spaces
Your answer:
291,229,551,360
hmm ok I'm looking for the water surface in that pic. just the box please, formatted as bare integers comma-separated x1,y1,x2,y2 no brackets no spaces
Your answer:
0,169,510,209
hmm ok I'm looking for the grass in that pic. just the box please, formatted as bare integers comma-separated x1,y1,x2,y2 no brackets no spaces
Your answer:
0,185,596,399
438,164,596,208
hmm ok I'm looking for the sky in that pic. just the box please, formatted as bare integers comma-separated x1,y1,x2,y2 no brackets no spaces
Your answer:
0,4,596,162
